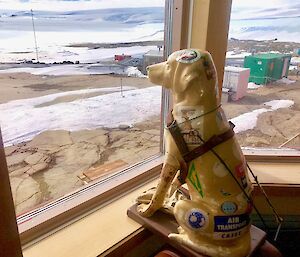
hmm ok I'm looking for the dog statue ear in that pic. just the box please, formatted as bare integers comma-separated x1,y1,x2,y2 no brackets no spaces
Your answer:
177,70,199,93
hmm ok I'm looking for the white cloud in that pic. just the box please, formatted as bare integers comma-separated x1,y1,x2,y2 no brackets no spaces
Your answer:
233,0,292,8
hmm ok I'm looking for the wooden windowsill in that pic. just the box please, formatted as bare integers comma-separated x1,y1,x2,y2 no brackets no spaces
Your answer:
22,179,159,257
22,157,300,257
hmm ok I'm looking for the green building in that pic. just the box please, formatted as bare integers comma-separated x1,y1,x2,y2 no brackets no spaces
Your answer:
244,53,291,85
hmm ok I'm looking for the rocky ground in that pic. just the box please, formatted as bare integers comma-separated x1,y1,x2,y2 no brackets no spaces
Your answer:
6,119,161,215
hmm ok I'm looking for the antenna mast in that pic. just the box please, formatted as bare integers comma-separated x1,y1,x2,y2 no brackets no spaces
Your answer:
31,9,39,63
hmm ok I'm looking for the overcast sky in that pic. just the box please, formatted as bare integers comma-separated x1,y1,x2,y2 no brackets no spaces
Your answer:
232,0,293,8
0,0,295,11
0,0,165,11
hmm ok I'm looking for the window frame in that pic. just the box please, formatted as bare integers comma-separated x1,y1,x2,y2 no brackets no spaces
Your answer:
1,0,188,250
0,1,299,256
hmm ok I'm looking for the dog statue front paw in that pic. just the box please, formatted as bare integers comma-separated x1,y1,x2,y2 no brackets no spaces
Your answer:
137,203,157,217
136,187,156,205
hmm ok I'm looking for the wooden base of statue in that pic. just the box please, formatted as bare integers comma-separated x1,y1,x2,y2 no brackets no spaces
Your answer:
127,204,266,257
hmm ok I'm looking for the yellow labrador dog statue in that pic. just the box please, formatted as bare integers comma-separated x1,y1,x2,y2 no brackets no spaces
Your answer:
137,49,253,257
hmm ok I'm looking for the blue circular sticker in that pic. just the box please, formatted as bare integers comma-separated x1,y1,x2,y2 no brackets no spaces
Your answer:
187,210,206,229
221,201,237,214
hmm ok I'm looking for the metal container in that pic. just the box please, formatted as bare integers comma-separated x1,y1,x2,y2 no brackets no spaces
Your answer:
223,66,250,101
244,53,291,85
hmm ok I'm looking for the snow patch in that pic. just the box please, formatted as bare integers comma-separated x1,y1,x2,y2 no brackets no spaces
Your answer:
247,82,262,90
264,100,294,110
289,65,298,71
0,86,161,146
230,108,269,133
230,99,294,133
275,78,296,85
126,66,146,78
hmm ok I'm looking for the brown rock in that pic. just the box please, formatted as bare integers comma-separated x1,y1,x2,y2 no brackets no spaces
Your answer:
109,130,130,143
10,166,31,177
27,130,73,148
118,124,130,130
4,145,18,156
26,162,49,175
10,176,41,215
55,142,99,167
144,129,160,136
6,152,32,167
151,135,161,142
24,152,51,165
70,129,108,146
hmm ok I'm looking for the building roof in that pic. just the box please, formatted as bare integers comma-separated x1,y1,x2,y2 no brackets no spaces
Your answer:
248,53,292,59
225,66,250,72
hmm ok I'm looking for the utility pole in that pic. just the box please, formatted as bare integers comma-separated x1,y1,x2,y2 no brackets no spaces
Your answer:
120,77,124,97
31,9,39,63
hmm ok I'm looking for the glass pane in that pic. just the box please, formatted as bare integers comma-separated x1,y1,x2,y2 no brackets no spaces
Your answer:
0,0,165,216
224,0,300,150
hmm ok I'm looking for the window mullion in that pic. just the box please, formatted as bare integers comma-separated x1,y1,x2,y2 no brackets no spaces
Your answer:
0,129,23,257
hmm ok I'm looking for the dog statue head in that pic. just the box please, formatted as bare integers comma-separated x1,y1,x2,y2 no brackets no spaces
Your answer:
147,49,220,106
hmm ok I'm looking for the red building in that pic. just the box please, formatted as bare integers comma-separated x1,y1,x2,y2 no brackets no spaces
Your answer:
114,54,131,62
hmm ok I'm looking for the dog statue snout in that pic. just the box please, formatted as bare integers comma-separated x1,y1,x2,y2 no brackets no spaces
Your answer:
146,61,169,87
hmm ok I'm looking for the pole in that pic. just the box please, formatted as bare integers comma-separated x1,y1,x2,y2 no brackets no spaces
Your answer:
31,9,39,63
120,77,124,97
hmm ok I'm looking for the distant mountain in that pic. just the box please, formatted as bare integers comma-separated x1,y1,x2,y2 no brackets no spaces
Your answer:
0,7,164,26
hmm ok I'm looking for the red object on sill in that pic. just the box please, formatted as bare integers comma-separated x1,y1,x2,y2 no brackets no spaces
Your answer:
155,249,183,257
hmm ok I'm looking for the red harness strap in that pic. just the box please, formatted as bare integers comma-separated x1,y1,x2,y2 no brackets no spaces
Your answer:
167,112,235,184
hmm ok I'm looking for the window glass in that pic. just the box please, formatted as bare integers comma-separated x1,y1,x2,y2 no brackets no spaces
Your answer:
224,0,300,149
0,0,165,216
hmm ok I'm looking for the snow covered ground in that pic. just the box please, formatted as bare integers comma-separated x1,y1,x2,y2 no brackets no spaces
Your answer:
247,82,263,90
0,44,161,64
0,86,162,146
0,85,294,147
0,64,146,77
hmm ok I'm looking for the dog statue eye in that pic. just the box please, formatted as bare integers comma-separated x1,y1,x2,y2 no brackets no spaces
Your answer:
203,60,209,67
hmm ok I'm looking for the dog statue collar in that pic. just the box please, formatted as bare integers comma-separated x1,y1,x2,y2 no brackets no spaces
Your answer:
167,104,222,129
